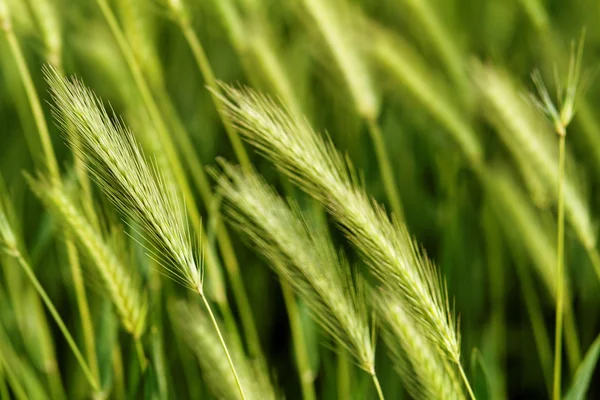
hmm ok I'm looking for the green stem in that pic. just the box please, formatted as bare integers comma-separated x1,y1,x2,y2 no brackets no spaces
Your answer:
173,16,264,359
0,353,28,400
2,17,100,386
112,344,126,400
281,283,316,400
337,349,350,400
553,133,566,400
563,301,581,373
178,18,251,172
366,118,404,220
514,253,553,396
0,358,9,400
2,23,59,179
11,250,99,391
200,292,247,400
135,339,147,372
458,363,476,400
371,372,385,400
64,240,100,383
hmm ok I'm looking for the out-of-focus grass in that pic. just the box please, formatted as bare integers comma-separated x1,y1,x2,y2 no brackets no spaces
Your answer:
1,0,600,398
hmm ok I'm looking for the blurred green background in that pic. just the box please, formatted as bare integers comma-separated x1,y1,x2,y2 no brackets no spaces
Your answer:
1,0,600,398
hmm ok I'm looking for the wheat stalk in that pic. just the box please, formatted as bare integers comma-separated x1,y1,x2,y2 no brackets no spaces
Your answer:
0,191,99,392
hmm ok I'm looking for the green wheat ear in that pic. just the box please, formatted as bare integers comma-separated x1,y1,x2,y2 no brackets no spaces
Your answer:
215,83,474,398
214,161,374,372
28,175,148,340
43,65,202,293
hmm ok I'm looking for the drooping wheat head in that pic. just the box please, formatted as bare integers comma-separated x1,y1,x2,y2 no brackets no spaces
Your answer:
215,161,374,373
44,66,202,292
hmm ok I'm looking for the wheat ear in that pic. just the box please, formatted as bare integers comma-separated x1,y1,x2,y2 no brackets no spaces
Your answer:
45,68,247,399
215,161,380,395
216,84,474,398
28,177,148,341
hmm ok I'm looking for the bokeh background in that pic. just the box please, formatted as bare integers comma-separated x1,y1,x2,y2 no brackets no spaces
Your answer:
1,0,600,398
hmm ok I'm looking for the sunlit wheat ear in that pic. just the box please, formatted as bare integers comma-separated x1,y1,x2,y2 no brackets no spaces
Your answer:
375,290,465,400
215,160,374,372
28,176,148,339
170,300,277,400
530,32,590,136
216,83,459,363
44,66,202,292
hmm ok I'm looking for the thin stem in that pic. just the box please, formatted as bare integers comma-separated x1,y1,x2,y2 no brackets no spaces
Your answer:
563,299,581,373
366,118,404,220
281,282,316,400
457,363,476,400
64,240,100,383
2,19,100,385
200,291,247,400
0,358,9,400
514,253,552,396
171,15,263,359
112,344,126,400
11,250,99,391
0,354,28,400
178,18,252,172
371,371,385,400
337,349,350,400
135,339,147,372
553,133,566,400
3,25,59,179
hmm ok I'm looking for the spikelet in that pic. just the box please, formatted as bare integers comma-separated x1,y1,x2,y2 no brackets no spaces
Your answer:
472,62,596,250
376,290,465,400
170,300,277,400
216,84,460,364
44,66,202,292
215,161,374,372
28,176,148,339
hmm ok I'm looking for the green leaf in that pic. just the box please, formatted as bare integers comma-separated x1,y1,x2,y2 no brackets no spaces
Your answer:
564,334,600,400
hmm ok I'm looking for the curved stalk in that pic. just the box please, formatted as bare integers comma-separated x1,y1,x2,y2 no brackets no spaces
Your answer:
552,133,566,400
371,372,385,400
10,250,99,391
281,283,316,400
200,291,247,400
458,363,476,400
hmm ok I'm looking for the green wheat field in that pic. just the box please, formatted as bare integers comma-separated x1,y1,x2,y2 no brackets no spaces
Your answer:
1,0,600,399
